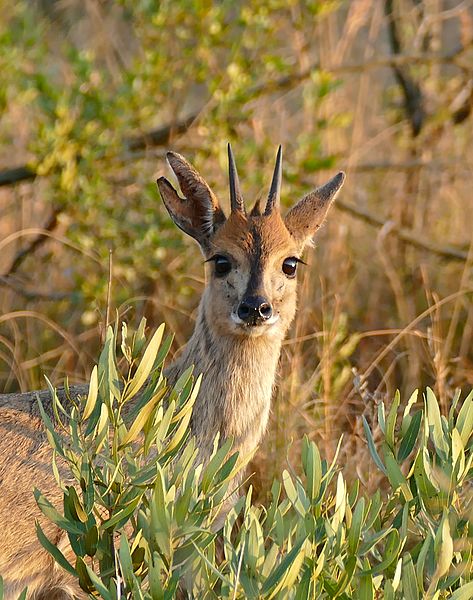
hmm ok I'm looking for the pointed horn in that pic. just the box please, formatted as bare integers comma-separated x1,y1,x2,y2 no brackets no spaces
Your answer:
228,143,245,214
264,145,282,215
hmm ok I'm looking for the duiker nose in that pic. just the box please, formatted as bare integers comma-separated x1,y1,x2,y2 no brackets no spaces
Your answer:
237,295,273,325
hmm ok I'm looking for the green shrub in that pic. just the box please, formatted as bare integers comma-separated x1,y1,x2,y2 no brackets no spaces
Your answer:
4,323,472,599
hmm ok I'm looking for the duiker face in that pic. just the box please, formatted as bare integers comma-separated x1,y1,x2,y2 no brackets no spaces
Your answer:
205,211,300,338
157,145,345,339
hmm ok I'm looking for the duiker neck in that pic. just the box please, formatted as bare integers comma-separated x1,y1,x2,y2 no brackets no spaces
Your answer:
167,288,284,460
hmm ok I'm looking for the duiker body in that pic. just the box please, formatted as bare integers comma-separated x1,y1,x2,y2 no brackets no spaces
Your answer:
0,146,344,599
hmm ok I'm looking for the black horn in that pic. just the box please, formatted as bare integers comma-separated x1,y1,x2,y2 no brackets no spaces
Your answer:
264,145,282,215
228,143,245,215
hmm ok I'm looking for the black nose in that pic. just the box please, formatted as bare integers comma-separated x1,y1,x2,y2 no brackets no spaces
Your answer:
237,295,273,325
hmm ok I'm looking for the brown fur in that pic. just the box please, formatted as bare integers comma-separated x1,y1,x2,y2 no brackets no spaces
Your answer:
0,149,344,598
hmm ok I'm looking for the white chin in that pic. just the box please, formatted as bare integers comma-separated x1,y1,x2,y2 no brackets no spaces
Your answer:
230,313,280,333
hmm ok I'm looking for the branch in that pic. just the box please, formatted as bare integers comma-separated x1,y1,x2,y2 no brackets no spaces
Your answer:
0,385,90,418
0,275,71,301
334,196,469,263
5,210,60,276
126,113,199,152
0,165,36,187
384,0,425,137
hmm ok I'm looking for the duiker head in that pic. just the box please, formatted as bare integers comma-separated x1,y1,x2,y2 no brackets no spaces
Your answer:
157,145,345,339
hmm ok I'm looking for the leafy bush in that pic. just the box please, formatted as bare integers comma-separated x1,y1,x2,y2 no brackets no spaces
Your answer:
2,323,472,599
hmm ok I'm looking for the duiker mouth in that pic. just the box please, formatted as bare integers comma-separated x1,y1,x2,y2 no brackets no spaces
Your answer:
231,310,280,329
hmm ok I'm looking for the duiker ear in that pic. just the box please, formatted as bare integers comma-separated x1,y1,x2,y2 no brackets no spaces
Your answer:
157,151,226,252
284,172,345,247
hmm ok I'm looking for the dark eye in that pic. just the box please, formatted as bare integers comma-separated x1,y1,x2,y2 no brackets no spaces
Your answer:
213,255,232,277
282,257,298,278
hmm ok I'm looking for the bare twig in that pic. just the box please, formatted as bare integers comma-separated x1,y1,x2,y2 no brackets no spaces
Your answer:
0,165,36,187
5,210,60,276
334,197,468,262
126,113,198,152
0,275,71,301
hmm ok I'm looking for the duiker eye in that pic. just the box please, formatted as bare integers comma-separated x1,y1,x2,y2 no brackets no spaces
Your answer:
212,255,232,277
282,257,299,278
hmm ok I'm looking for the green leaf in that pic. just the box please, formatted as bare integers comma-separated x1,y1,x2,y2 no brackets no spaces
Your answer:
362,416,387,475
83,365,98,420
415,535,431,592
449,582,473,600
98,326,121,404
456,389,473,446
364,491,382,529
383,445,413,501
93,403,109,452
358,558,374,600
398,410,422,462
245,515,264,575
425,387,449,456
189,540,233,588
65,486,88,523
84,525,98,557
334,555,356,595
368,529,401,576
414,447,439,500
120,386,166,446
121,321,131,362
123,323,165,402
35,520,77,576
359,526,394,556
118,534,135,587
264,479,282,533
392,556,403,591
77,556,113,600
101,494,142,530
331,472,346,531
433,511,453,580
386,390,401,451
402,554,419,600
449,388,462,426
403,389,419,419
378,402,386,434
36,396,66,458
201,435,233,493
384,581,395,600
132,317,147,359
261,537,307,596
164,375,201,454
451,427,465,475
282,469,308,518
294,567,311,600
302,436,322,503
34,489,84,535
348,497,365,554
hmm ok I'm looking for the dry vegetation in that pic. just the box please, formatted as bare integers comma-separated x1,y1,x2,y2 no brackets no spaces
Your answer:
1,0,473,497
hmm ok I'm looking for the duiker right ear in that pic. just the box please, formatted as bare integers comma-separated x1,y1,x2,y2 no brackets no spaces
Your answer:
157,151,226,252
284,171,345,248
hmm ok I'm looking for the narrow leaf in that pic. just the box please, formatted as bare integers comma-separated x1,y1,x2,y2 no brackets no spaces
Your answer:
123,324,165,401
83,365,98,420
362,416,387,475
35,521,77,576
398,410,422,462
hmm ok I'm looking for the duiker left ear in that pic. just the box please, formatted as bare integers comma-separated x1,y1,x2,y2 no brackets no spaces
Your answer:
284,172,345,247
157,151,226,253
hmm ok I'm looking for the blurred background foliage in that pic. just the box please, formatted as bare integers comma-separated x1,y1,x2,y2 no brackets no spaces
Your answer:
0,0,473,495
